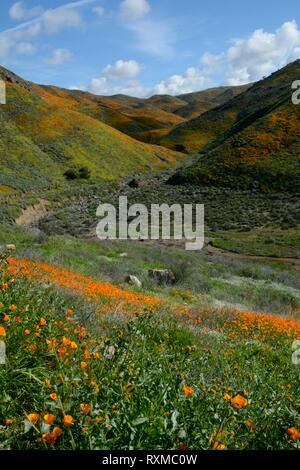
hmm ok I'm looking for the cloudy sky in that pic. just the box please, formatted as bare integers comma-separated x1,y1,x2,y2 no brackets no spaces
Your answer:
0,0,299,97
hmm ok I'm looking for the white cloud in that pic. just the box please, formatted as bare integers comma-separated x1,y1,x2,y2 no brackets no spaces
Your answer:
119,0,151,22
0,0,96,61
9,2,44,21
42,7,83,34
126,19,174,57
15,41,36,54
153,67,211,95
93,5,104,18
44,48,72,65
152,20,300,95
88,77,148,97
86,59,146,96
216,20,300,85
102,59,143,79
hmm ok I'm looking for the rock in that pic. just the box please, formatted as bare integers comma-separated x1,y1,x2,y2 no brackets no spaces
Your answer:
148,269,176,285
6,244,16,251
125,275,142,288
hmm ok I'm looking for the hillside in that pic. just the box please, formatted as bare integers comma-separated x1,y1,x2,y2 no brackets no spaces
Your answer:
168,60,300,191
0,66,183,194
40,84,249,147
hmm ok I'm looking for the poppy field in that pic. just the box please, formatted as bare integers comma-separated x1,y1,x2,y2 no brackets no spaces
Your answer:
1,248,300,450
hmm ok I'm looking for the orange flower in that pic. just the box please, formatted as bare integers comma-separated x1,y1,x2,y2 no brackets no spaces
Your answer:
70,341,78,350
10,304,17,312
3,314,10,321
0,326,6,337
80,361,88,369
42,431,57,445
63,415,74,427
62,337,71,346
67,309,74,316
231,394,248,409
80,404,92,415
49,393,58,401
44,414,56,425
223,393,231,401
40,318,47,327
183,385,194,397
287,427,300,441
244,419,257,431
4,418,13,426
2,283,8,290
213,442,226,450
23,329,31,335
52,426,63,438
27,413,39,424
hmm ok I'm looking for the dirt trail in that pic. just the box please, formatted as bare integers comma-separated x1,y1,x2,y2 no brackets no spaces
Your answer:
205,244,300,269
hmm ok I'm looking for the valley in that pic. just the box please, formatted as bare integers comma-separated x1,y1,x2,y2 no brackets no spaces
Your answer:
0,59,300,451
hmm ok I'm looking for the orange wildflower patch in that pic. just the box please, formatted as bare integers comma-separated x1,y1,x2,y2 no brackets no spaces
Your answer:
8,258,161,315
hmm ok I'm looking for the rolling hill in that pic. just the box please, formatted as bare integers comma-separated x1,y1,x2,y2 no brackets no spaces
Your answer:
0,66,184,194
168,60,300,191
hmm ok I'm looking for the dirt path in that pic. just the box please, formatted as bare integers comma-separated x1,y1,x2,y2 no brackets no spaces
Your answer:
205,244,300,269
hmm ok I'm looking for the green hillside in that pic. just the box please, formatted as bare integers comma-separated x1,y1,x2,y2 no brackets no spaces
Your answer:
0,66,183,195
168,60,300,191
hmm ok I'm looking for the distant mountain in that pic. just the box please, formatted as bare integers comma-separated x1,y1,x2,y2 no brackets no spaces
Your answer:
0,66,183,193
168,60,300,191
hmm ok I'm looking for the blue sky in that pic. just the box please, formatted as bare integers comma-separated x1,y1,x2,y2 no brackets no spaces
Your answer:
0,0,299,97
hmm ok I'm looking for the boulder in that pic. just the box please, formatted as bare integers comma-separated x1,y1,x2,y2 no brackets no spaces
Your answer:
125,275,142,288
148,269,176,285
6,244,16,251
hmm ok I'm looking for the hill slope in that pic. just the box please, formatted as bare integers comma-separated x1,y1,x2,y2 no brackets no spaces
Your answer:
0,66,183,193
168,60,300,191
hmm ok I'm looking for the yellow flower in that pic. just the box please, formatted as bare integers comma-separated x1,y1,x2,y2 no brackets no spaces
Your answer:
63,415,74,427
10,304,17,312
70,341,78,349
49,393,58,401
27,413,39,424
80,361,88,369
0,326,6,337
183,385,194,397
40,318,47,327
2,283,8,290
231,394,248,409
44,414,56,425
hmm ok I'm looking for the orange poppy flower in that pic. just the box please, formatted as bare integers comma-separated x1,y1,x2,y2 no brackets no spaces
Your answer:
63,415,74,427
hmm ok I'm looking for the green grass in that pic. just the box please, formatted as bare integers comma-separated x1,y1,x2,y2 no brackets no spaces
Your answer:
1,224,300,315
1,253,300,450
211,229,300,257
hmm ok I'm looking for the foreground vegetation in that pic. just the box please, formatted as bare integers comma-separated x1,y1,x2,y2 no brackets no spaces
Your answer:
1,242,300,450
